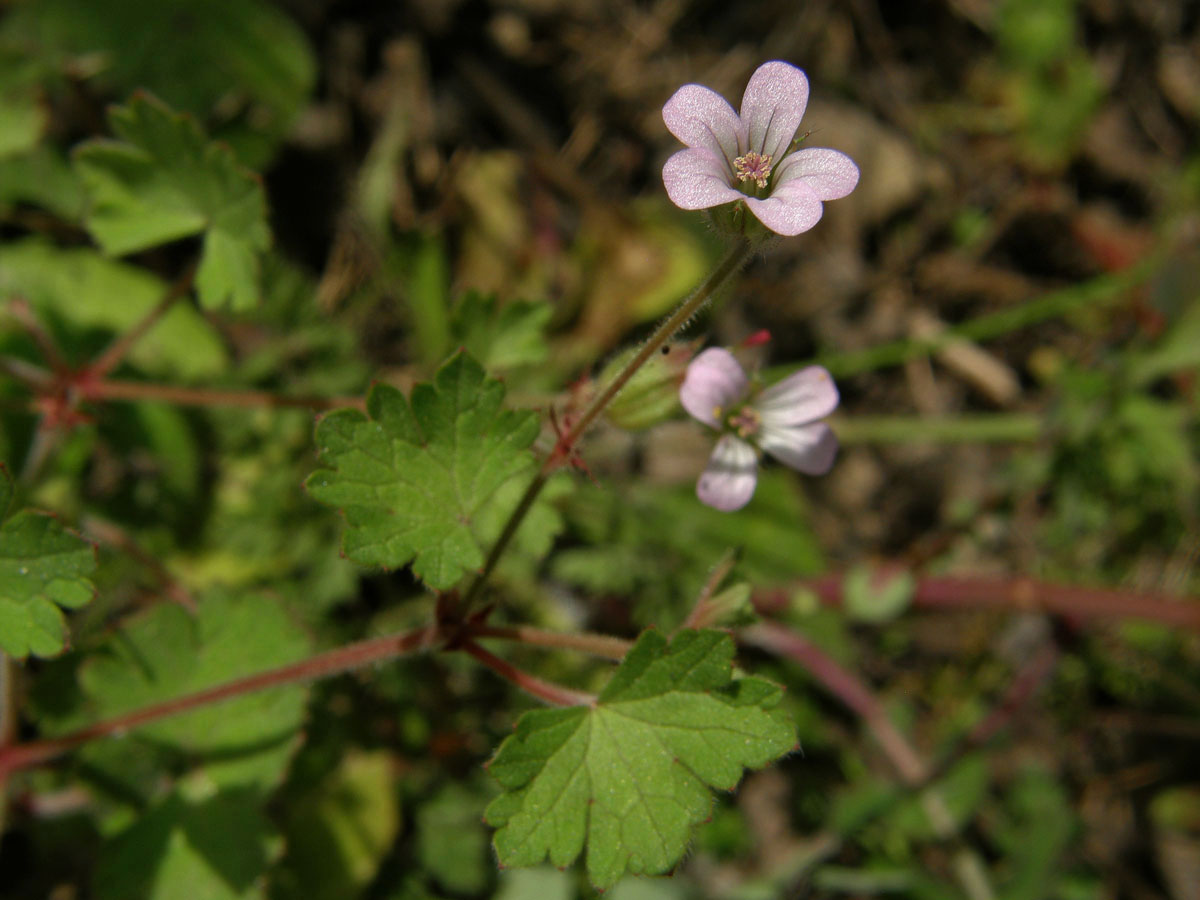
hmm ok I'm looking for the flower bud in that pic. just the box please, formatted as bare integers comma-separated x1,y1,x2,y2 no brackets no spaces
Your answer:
600,340,696,431
689,582,757,629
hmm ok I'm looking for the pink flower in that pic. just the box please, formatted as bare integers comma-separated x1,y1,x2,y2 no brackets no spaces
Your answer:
681,348,839,511
662,61,860,236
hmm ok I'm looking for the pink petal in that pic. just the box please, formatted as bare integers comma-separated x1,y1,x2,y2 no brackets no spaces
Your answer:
697,435,759,511
757,366,839,426
662,83,745,169
680,347,749,428
773,148,860,200
758,422,838,475
739,61,809,163
662,149,745,211
743,178,823,236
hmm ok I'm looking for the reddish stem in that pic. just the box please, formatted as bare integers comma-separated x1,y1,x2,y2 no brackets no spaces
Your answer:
88,263,196,379
0,355,52,389
81,516,197,612
460,640,596,707
681,549,739,631
458,237,753,614
5,299,68,375
966,640,1059,748
82,378,366,412
0,626,434,779
763,574,1200,629
468,624,631,660
741,622,927,784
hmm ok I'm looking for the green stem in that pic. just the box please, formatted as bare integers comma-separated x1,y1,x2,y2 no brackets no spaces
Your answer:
459,237,753,613
819,257,1158,377
834,413,1041,444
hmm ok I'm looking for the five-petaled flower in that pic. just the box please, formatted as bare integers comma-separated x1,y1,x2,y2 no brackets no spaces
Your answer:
681,348,839,511
662,61,860,236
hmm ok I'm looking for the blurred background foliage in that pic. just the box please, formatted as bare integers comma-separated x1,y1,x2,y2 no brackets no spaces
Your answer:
1,0,1199,897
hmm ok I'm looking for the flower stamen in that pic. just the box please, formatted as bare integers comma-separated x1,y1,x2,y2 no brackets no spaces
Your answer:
733,151,773,190
727,406,761,439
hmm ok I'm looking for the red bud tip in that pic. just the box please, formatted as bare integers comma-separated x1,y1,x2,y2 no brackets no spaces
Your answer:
740,329,772,348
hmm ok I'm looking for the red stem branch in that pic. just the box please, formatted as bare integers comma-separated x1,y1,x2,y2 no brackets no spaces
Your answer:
0,626,434,779
4,299,68,375
81,516,197,612
460,640,596,707
0,355,52,389
82,379,366,412
741,622,927,783
88,263,197,379
467,624,631,660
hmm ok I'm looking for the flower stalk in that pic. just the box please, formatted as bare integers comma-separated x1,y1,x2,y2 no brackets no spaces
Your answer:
459,235,753,612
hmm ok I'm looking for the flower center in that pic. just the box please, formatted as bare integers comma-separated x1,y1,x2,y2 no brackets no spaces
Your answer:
733,151,773,190
727,405,761,439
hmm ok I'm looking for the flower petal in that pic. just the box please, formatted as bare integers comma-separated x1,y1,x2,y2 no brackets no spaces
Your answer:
662,149,745,211
740,61,809,163
757,366,839,426
759,422,838,475
662,83,745,169
680,347,749,428
773,148,860,200
697,435,759,511
743,178,823,235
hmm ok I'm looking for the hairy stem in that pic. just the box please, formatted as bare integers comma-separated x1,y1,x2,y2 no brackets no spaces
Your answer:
88,262,197,379
681,548,739,630
468,624,631,660
0,626,434,778
81,515,197,612
461,640,596,707
460,237,753,612
4,298,67,374
0,355,52,389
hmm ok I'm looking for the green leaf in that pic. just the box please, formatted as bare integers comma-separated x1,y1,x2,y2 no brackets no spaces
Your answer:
484,629,795,889
416,783,490,894
451,291,552,371
275,751,401,900
74,93,270,310
0,146,86,220
94,778,279,900
0,461,11,519
66,590,311,788
307,351,541,590
0,464,96,660
1,0,314,166
0,239,227,380
0,45,46,158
